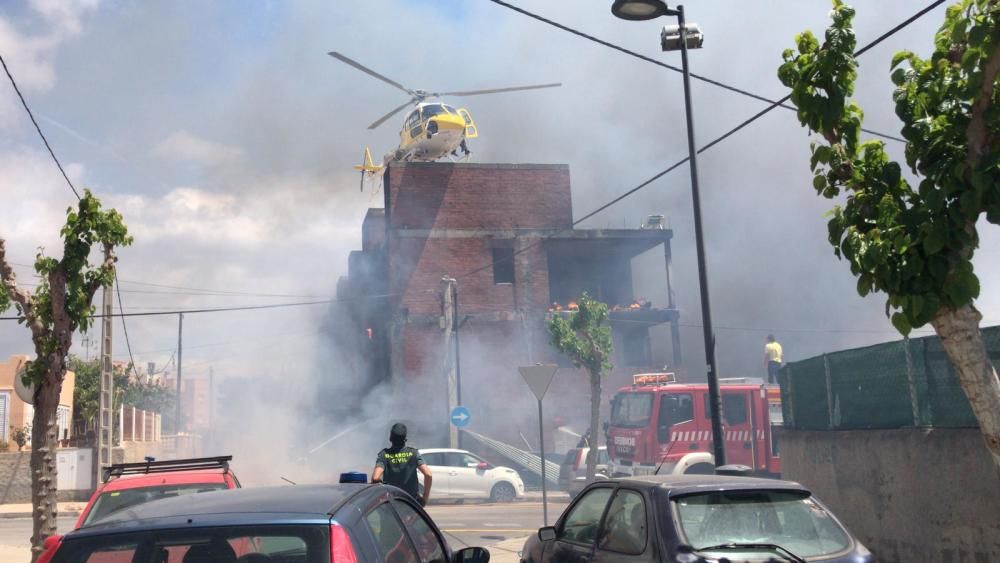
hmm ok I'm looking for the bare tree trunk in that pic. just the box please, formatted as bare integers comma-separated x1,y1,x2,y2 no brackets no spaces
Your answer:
30,371,63,561
931,304,1000,477
587,371,601,482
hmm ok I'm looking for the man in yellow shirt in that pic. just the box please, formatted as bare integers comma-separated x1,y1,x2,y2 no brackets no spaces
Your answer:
765,335,783,385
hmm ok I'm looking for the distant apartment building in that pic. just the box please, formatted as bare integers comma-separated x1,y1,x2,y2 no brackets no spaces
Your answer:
0,355,76,451
337,163,683,446
162,375,212,432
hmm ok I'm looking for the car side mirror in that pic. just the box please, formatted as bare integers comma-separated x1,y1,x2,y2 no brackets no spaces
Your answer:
453,546,490,563
538,526,557,541
476,462,488,470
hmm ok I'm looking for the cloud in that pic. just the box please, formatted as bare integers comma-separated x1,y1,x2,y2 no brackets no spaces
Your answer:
29,0,100,36
151,131,243,166
0,0,99,127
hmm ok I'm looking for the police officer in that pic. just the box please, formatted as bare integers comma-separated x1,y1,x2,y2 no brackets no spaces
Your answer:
372,423,433,506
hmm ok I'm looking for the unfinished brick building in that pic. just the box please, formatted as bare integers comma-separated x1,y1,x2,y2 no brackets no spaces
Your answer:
337,162,682,447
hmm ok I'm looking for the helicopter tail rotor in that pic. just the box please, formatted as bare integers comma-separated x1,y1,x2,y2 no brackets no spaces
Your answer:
353,147,385,192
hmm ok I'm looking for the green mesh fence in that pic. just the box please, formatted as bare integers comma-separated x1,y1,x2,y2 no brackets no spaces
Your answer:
780,327,992,430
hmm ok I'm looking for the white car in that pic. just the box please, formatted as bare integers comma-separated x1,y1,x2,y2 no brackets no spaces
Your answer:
418,448,525,502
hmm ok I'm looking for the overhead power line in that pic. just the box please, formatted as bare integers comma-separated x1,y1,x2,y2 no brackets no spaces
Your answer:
0,53,81,200
458,0,945,283
485,0,908,143
115,278,139,375
10,263,327,299
0,294,401,321
2,51,147,374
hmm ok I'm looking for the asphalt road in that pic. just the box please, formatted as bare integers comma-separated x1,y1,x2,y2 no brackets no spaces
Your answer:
426,498,569,551
0,516,76,549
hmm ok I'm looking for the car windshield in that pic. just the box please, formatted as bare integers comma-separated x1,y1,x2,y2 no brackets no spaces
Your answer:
53,524,328,563
611,392,653,428
82,483,228,526
674,490,851,559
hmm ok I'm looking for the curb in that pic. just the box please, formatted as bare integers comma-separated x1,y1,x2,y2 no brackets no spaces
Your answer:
0,511,80,519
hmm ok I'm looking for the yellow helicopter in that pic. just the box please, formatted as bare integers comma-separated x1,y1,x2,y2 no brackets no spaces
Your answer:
328,52,560,189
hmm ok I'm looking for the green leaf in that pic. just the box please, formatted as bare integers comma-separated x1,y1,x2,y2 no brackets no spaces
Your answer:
909,294,924,318
960,189,981,218
928,255,948,282
810,145,833,171
857,274,873,297
986,203,1000,224
891,312,912,335
881,162,902,187
969,23,988,47
950,20,966,44
924,187,945,213
890,50,909,69
813,175,828,192
891,67,907,86
924,228,946,254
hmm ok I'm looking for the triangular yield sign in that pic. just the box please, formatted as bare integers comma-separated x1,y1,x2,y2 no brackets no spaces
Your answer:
519,364,559,401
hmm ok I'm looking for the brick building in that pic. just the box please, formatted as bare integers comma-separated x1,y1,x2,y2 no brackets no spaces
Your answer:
337,163,682,447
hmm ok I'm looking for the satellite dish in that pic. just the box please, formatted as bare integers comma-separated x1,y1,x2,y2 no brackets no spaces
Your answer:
14,364,36,405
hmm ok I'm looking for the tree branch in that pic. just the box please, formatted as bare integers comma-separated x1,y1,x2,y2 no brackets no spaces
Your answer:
966,21,1000,166
47,268,72,347
0,238,44,340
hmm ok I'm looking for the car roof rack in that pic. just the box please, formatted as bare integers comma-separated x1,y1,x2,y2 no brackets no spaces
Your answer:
102,455,232,483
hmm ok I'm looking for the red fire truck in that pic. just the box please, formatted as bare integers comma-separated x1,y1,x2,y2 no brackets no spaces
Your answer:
605,373,782,477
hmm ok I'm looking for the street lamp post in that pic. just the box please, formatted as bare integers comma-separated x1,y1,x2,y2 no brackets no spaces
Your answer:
612,0,726,466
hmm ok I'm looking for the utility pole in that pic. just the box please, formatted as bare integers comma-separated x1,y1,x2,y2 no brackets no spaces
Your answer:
452,280,464,450
175,313,183,434
208,366,214,430
96,284,113,486
440,277,459,449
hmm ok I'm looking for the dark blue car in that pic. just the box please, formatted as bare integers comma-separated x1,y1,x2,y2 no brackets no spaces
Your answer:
40,483,490,563
520,475,873,563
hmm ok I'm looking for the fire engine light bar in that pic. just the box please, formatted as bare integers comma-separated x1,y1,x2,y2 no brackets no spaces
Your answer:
632,373,675,385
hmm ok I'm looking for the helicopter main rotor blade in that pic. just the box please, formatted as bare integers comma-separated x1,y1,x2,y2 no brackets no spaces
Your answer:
436,82,562,97
328,51,416,97
368,99,417,130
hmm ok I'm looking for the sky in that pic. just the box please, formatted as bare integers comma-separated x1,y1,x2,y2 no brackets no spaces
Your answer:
1,0,998,474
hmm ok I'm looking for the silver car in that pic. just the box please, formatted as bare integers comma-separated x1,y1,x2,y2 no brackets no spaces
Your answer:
558,446,610,498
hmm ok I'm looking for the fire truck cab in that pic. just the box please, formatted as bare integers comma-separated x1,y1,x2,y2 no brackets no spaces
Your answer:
606,373,782,477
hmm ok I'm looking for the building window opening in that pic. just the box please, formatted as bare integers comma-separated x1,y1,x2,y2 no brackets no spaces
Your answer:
492,247,515,284
622,328,651,366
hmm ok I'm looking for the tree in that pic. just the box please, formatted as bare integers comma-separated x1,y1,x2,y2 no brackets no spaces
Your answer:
70,356,176,437
69,356,125,434
0,190,131,559
548,294,614,482
778,0,1000,473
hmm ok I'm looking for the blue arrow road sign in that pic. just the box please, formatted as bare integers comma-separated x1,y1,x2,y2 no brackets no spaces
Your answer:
450,406,471,427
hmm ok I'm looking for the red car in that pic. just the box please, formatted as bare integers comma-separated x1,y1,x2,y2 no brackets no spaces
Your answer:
75,456,240,529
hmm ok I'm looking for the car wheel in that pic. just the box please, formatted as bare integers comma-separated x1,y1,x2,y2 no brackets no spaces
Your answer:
490,482,516,503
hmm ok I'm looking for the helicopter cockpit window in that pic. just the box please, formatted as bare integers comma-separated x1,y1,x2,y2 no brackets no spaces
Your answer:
421,104,446,119
442,105,458,115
